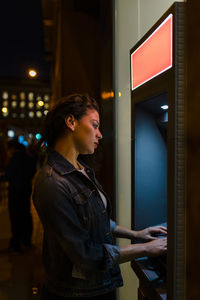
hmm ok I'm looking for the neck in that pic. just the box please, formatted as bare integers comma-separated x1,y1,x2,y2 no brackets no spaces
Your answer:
54,135,80,169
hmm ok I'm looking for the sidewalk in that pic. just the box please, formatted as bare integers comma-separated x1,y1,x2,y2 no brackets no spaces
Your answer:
0,198,44,300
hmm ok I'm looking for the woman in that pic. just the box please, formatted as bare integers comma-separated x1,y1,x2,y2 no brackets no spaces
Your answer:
33,94,167,300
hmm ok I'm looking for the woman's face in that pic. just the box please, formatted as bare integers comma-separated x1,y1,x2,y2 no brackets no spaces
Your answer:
74,108,102,155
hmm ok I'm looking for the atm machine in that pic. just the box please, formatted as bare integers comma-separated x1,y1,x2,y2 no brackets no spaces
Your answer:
130,3,186,300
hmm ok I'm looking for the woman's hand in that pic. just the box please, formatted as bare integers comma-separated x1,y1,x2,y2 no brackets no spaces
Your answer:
135,226,167,241
145,237,167,257
119,236,167,263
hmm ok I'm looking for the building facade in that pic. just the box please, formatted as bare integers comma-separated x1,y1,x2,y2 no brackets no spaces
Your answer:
0,79,51,144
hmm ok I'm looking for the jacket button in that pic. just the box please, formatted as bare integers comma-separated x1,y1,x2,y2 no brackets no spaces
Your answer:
102,209,106,214
86,169,90,173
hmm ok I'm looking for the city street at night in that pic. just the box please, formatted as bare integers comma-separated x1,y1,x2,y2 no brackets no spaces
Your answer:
0,196,44,300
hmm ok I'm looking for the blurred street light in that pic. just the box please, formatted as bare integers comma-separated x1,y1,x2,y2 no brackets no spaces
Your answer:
38,100,44,107
2,107,8,113
28,69,37,78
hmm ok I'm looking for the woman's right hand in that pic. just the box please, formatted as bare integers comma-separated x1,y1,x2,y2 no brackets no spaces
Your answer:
145,237,167,257
119,237,167,263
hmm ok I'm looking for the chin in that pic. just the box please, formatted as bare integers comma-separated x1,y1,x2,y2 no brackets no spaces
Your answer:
88,149,95,155
80,149,94,155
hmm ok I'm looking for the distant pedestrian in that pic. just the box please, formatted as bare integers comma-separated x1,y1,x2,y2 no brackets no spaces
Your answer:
5,139,36,251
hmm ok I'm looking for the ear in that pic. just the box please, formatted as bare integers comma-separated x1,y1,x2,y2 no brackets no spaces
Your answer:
65,115,77,131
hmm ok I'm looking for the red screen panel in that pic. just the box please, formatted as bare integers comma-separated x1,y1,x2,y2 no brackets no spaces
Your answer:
131,14,173,90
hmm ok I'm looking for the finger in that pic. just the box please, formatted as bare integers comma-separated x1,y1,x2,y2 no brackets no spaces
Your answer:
160,226,167,232
148,227,158,234
159,229,167,235
156,226,167,231
149,236,157,240
153,226,167,235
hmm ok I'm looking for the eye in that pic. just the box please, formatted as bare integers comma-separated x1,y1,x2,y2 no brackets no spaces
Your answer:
93,123,98,129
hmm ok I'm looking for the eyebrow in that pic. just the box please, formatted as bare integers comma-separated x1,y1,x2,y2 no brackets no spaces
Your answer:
91,119,100,125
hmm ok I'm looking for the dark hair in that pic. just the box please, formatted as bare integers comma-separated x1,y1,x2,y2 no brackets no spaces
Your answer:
41,94,99,147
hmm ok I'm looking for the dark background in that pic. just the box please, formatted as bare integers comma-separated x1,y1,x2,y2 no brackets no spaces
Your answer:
0,0,50,81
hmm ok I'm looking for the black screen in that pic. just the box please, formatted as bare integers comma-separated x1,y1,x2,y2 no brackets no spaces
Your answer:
134,92,168,231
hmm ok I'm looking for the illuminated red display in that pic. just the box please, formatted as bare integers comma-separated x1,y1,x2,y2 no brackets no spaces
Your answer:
131,14,173,90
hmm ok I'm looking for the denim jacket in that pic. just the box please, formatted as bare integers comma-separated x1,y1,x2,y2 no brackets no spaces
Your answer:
33,149,123,297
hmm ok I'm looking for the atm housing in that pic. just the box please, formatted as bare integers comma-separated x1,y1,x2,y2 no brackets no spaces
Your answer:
130,2,186,300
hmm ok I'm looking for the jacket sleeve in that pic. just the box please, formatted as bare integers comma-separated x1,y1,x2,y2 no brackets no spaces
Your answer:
110,219,117,232
33,174,120,273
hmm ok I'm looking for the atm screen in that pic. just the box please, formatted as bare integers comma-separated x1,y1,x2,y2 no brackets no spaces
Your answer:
134,92,168,231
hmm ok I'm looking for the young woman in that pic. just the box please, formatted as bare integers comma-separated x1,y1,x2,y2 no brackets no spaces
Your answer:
33,94,167,300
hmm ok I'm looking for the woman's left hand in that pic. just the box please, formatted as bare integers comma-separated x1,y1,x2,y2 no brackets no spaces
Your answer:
135,226,167,241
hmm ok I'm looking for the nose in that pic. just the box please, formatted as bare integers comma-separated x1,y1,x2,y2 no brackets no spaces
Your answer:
97,129,103,140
